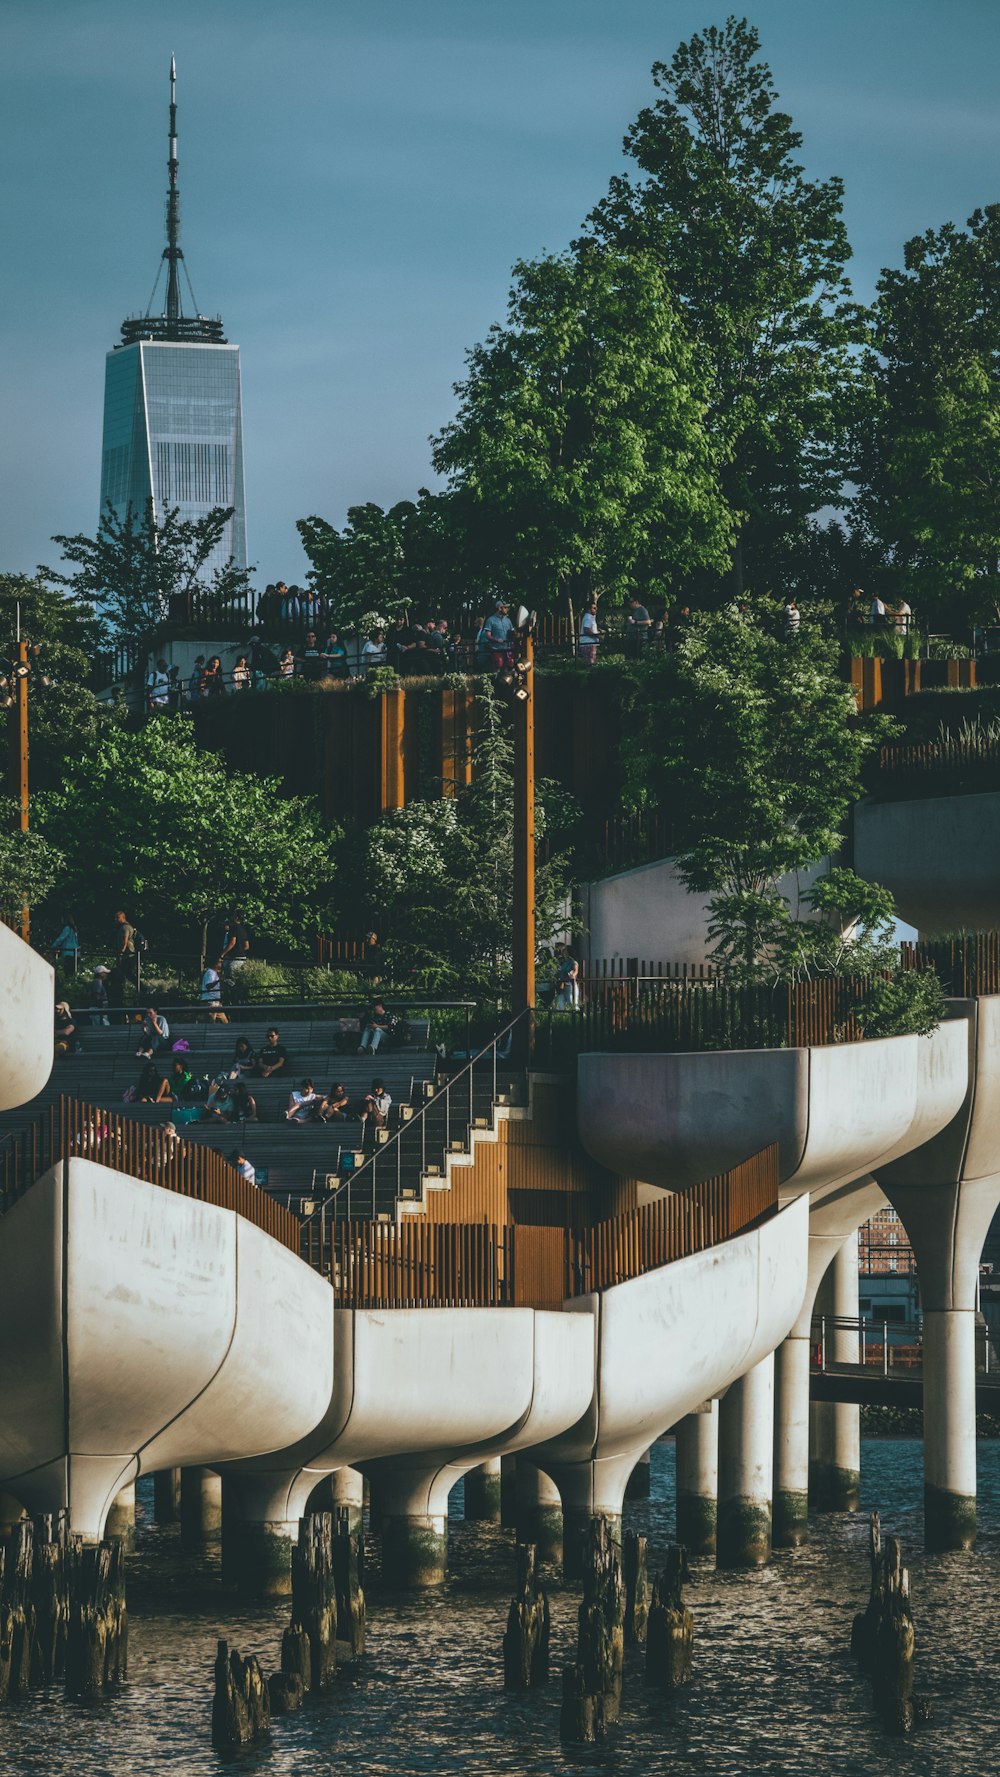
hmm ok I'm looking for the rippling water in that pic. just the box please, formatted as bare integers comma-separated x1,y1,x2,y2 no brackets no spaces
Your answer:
4,1440,999,1776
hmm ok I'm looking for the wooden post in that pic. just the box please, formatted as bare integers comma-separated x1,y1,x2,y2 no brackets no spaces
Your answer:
645,1545,694,1689
331,1509,366,1661
623,1530,649,1646
560,1516,625,1743
282,1512,337,1694
850,1514,929,1733
502,1542,550,1689
64,1537,127,1702
212,1639,271,1748
512,630,535,1061
380,687,406,812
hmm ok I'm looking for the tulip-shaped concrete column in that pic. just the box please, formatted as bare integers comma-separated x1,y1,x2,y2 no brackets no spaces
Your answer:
514,1461,563,1566
717,1353,773,1568
810,1236,861,1512
675,1402,718,1555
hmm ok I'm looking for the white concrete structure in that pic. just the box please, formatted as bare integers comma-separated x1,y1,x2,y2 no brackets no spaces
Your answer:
855,792,1000,935
0,1158,334,1540
0,922,54,1111
582,856,833,970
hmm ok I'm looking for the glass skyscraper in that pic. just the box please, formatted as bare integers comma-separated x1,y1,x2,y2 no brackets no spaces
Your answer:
99,60,247,575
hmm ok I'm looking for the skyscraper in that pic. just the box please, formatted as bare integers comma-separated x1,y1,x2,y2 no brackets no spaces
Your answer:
99,59,247,576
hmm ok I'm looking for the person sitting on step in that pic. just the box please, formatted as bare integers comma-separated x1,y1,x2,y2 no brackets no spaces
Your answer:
360,1080,392,1130
285,1079,320,1124
318,1082,352,1123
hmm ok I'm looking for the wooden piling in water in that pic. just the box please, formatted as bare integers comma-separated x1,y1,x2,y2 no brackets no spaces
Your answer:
211,1639,271,1749
623,1531,649,1646
331,1509,366,1661
64,1537,127,1702
645,1545,694,1690
850,1512,930,1734
283,1512,337,1694
560,1516,625,1744
502,1543,550,1690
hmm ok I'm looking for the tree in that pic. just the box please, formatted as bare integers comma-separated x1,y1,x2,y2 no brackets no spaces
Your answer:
624,605,889,978
42,502,252,651
0,811,63,922
432,244,734,618
297,490,467,631
360,681,578,992
35,718,340,959
0,574,115,793
858,207,1000,631
585,16,863,592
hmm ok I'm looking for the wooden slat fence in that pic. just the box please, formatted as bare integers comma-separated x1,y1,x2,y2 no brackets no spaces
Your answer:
901,932,1000,997
331,1219,505,1308
0,1096,301,1254
878,737,1000,796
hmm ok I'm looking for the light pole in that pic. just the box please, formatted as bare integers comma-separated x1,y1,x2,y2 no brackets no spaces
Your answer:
0,638,40,944
509,615,536,1062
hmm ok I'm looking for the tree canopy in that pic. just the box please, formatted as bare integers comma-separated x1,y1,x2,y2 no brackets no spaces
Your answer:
0,574,114,792
297,492,467,631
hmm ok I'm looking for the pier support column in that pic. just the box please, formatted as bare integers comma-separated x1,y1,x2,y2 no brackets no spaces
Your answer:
180,1468,223,1551
105,1483,136,1550
365,1460,469,1587
303,1467,365,1536
774,1333,810,1546
464,1458,502,1524
545,1456,634,1581
220,1477,295,1596
624,1449,651,1500
810,1237,861,1512
514,1463,563,1567
153,1468,180,1525
675,1402,718,1555
717,1353,773,1568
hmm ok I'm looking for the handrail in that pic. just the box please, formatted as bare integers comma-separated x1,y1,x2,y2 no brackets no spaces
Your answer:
0,1096,301,1255
300,1009,529,1261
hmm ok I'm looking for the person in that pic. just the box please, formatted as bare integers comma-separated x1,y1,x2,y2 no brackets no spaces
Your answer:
54,1001,77,1057
482,601,514,671
187,656,207,703
784,597,801,639
90,963,111,1025
230,1149,257,1187
278,647,296,679
579,602,600,666
200,958,228,1023
554,946,580,1011
321,632,350,678
256,584,279,628
205,1069,249,1122
357,999,399,1054
107,910,136,1023
170,1057,203,1102
145,658,170,712
869,592,887,629
318,1082,351,1123
231,1080,258,1122
894,598,912,636
845,587,867,634
299,630,325,681
362,629,387,673
256,1028,288,1078
230,1035,258,1077
50,917,80,970
360,1079,392,1129
136,1006,170,1058
625,596,652,653
231,655,251,692
203,656,225,695
221,914,251,978
286,1079,320,1123
134,1060,172,1104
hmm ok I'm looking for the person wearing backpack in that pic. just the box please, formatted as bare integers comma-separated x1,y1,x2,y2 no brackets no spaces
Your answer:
107,910,136,1023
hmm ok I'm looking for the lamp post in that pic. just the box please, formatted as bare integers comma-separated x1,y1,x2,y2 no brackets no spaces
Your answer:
0,638,37,944
510,620,536,1063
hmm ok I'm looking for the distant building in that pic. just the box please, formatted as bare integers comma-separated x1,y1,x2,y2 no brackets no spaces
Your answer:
99,59,246,580
858,1204,916,1276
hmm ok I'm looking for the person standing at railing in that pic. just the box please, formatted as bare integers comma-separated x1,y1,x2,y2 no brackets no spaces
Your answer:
49,916,80,970
625,595,652,655
278,647,295,680
893,598,912,637
231,655,251,692
230,1148,257,1186
321,631,350,678
203,655,225,696
145,658,170,712
579,602,600,666
553,945,580,1011
187,655,207,703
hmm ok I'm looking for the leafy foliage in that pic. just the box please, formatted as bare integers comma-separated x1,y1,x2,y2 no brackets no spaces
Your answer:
35,717,340,954
42,502,252,651
297,492,466,632
585,16,864,592
0,575,115,792
433,244,734,614
0,810,63,920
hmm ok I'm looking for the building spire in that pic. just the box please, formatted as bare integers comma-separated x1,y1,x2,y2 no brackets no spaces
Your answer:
164,55,182,322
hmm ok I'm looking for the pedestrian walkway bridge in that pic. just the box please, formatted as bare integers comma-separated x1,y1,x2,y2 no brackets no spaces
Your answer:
809,1313,1000,1408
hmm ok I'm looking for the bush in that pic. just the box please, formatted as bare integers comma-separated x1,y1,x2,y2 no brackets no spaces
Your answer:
855,968,946,1039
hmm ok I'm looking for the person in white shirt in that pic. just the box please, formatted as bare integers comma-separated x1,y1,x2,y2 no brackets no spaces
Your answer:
146,659,170,711
200,959,228,1024
579,602,599,665
869,595,887,626
362,630,387,673
229,1149,256,1186
894,599,912,636
361,1080,392,1129
784,599,801,638
286,1080,320,1124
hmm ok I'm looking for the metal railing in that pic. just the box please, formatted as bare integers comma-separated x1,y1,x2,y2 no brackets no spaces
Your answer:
0,1096,301,1254
811,1314,996,1377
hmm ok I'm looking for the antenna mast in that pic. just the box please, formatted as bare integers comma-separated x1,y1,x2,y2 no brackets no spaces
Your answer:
164,55,182,322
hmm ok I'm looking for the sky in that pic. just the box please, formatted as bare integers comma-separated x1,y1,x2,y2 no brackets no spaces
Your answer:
4,0,1000,587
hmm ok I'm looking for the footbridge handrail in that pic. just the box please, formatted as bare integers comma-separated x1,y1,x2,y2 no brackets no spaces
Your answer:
0,1096,302,1254
325,1143,780,1309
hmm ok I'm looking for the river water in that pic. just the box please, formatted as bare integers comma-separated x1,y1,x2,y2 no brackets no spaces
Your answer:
3,1439,998,1776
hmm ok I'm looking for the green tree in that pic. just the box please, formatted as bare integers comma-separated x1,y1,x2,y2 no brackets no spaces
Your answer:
36,718,340,960
42,501,252,651
0,574,115,793
361,681,577,992
586,16,863,593
297,490,466,632
433,244,734,620
859,207,1000,631
625,605,889,977
0,811,63,922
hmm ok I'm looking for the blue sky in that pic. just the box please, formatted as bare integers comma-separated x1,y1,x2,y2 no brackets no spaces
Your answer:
4,0,1000,586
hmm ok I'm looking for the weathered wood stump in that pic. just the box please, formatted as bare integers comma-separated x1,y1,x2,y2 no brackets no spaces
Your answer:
850,1513,930,1734
285,1513,336,1694
30,1513,70,1686
267,1668,305,1714
502,1542,550,1689
623,1530,649,1646
560,1515,625,1744
0,1519,36,1703
64,1537,127,1702
211,1639,271,1749
331,1508,366,1661
646,1545,694,1690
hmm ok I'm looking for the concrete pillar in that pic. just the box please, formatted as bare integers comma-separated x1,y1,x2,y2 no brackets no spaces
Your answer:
381,1513,448,1587
922,1308,977,1551
675,1402,718,1555
180,1467,222,1550
220,1477,294,1596
500,1454,518,1528
303,1467,365,1536
514,1462,563,1567
810,1236,861,1512
464,1458,502,1523
153,1468,180,1524
545,1458,633,1581
717,1353,773,1568
774,1334,811,1546
105,1483,136,1550
624,1449,651,1500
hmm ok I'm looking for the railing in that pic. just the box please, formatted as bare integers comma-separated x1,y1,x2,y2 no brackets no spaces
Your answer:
594,811,682,874
901,933,1000,998
0,1097,301,1253
876,736,1000,798
535,974,880,1064
49,997,474,1036
316,1142,779,1306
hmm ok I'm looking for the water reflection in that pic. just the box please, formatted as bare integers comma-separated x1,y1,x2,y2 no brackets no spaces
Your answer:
4,1440,998,1776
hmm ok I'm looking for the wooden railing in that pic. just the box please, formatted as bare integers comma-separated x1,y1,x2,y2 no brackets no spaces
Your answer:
0,1098,301,1254
537,974,878,1062
324,1144,779,1309
901,933,1000,997
877,736,1000,797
